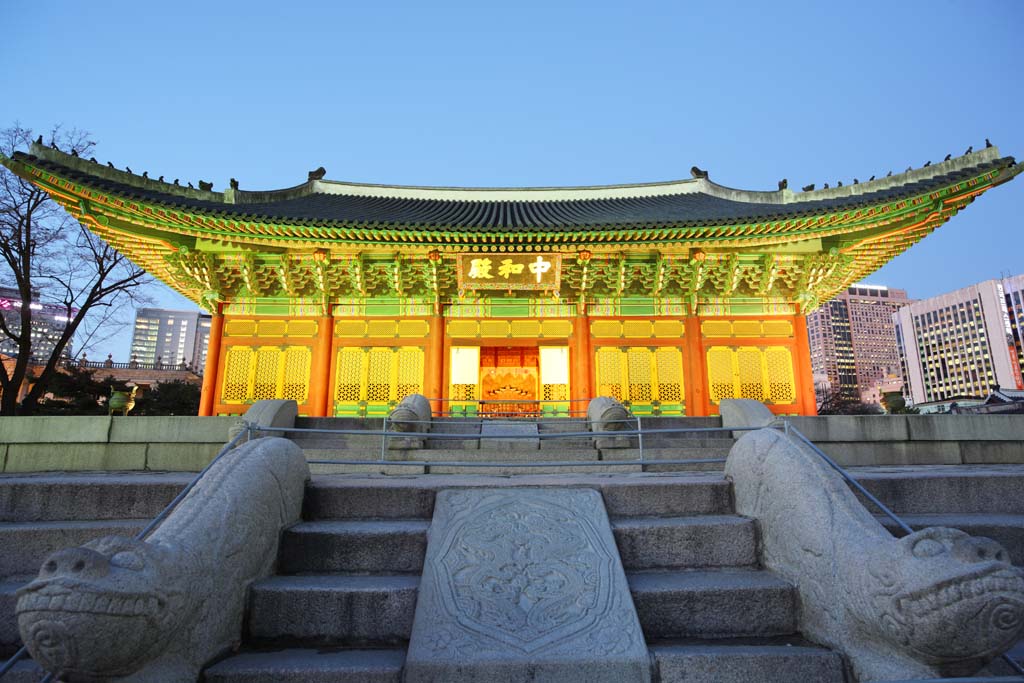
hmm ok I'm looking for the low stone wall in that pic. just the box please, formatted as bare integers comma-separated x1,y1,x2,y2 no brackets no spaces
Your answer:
0,416,237,473
783,414,1024,466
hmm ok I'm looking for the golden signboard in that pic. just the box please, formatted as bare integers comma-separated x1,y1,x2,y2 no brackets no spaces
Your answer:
457,253,562,291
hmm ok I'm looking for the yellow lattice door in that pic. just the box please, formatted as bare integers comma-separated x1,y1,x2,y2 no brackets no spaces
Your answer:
334,348,364,404
626,348,653,403
765,347,796,404
655,347,684,405
707,347,737,403
396,348,425,401
281,347,312,403
737,347,766,401
222,347,254,404
595,348,626,402
220,345,312,406
705,346,796,406
594,346,685,415
333,346,426,416
252,348,281,401
366,348,393,403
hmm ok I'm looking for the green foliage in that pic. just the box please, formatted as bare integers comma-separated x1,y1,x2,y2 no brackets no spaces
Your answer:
881,391,919,414
816,388,884,415
133,380,201,416
33,367,129,415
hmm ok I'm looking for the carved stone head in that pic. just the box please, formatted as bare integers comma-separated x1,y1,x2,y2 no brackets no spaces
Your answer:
16,535,193,682
849,526,1024,676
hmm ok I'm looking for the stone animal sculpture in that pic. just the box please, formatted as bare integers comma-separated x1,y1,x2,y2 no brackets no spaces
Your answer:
387,393,431,449
587,396,632,449
726,427,1024,682
16,437,309,682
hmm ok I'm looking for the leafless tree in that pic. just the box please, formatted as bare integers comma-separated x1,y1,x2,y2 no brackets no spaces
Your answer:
0,124,151,415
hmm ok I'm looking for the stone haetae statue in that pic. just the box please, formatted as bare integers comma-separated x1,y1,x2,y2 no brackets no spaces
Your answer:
387,393,431,449
16,437,309,682
726,427,1024,681
587,396,633,448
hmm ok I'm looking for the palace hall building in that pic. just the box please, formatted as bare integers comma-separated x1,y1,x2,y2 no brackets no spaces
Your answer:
2,143,1018,417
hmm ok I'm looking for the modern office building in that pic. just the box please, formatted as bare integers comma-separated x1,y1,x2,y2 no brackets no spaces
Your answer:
894,275,1024,404
0,286,76,361
4,141,1019,417
130,308,211,369
807,284,910,403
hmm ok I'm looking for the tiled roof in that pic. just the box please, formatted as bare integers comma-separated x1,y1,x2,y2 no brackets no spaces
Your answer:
10,147,1016,232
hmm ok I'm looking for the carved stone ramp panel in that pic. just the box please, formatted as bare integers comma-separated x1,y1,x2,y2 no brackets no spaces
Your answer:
404,488,650,682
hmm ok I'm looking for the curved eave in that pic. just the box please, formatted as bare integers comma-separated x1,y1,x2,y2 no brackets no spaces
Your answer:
4,143,1017,237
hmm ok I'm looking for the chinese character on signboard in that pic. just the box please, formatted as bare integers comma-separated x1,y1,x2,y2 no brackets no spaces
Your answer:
457,254,561,290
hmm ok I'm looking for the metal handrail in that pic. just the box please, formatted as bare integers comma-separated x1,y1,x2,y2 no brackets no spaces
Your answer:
0,427,251,682
254,421,752,471
778,419,1024,676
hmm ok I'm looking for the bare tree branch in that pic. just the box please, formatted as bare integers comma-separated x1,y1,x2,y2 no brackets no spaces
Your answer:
0,124,154,414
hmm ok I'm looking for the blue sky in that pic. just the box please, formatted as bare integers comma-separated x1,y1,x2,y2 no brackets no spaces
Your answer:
2,0,1022,359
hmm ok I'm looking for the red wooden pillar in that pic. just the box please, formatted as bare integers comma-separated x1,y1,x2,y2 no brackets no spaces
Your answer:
198,307,224,416
571,313,592,413
307,315,334,417
425,314,445,416
792,312,818,415
684,315,708,416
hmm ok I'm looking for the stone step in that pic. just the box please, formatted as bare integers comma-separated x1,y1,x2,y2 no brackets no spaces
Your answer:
629,569,796,639
0,659,46,683
248,574,417,646
851,465,1024,515
0,473,188,522
302,473,734,520
651,641,846,683
203,648,405,683
0,519,146,578
877,513,1024,565
612,515,758,570
279,520,429,574
1,579,24,655
383,448,600,462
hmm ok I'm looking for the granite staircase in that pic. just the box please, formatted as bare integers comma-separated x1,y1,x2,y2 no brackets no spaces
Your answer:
204,473,846,682
2,450,1023,680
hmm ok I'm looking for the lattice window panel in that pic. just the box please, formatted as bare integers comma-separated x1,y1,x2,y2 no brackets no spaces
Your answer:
626,348,653,402
366,348,393,402
450,383,478,400
765,347,796,404
281,347,311,402
737,347,766,401
252,348,281,401
706,345,797,405
396,347,425,400
707,347,737,403
655,347,683,402
595,348,625,401
334,348,364,402
222,347,254,403
542,384,569,401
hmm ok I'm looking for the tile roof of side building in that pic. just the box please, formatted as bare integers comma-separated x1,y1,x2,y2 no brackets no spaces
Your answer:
4,143,1018,231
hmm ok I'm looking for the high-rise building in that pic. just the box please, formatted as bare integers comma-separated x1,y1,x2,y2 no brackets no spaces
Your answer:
894,276,1024,405
130,308,211,369
807,284,910,403
0,286,76,361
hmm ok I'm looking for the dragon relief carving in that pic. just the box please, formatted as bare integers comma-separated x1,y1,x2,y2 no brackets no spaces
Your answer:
16,437,309,682
406,487,648,679
726,425,1024,681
